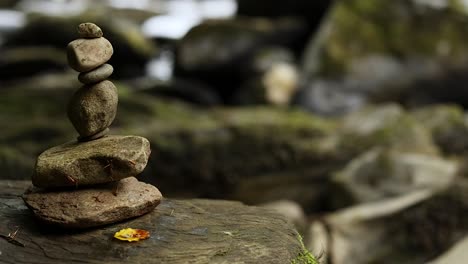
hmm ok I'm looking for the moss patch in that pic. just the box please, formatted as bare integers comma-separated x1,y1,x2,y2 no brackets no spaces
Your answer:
311,0,468,76
291,233,319,264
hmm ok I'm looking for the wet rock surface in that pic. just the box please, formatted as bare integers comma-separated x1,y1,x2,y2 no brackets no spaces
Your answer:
32,135,151,188
23,177,162,229
1,180,311,264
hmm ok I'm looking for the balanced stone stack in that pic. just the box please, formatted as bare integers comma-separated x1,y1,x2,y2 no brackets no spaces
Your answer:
23,23,162,229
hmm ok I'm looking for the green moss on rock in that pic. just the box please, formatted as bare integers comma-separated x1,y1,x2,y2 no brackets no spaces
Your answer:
412,104,468,154
337,104,438,157
305,0,468,77
291,233,319,264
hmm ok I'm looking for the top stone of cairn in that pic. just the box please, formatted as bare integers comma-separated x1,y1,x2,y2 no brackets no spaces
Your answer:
77,22,103,38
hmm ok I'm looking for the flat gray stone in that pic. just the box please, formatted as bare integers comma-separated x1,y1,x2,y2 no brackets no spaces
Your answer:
67,80,118,138
78,63,113,84
67,37,113,72
23,177,162,229
77,22,103,38
1,180,310,264
32,135,151,188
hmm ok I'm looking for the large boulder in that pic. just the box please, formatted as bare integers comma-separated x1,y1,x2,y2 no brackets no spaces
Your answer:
0,180,317,264
0,47,68,81
175,17,307,102
131,77,222,106
331,148,457,208
412,104,468,155
301,0,468,115
431,235,468,264
335,104,438,157
308,178,468,264
236,0,332,52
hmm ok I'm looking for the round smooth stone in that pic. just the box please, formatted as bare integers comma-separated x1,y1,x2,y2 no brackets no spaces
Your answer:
77,22,103,38
67,80,118,138
78,64,113,84
67,37,113,72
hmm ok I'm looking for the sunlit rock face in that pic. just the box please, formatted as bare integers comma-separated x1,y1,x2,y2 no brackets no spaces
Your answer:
300,0,468,115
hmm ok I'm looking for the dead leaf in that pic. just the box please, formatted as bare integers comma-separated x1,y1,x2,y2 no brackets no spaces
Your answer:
114,228,150,242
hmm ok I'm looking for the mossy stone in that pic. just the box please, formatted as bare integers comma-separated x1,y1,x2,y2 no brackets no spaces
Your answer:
32,135,151,188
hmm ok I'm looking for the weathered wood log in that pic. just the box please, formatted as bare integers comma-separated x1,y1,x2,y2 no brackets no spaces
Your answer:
0,180,315,264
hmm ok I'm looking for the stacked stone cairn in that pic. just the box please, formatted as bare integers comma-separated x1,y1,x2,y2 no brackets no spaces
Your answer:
23,23,162,229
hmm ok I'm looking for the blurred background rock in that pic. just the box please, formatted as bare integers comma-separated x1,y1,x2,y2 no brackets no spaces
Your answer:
1,0,468,263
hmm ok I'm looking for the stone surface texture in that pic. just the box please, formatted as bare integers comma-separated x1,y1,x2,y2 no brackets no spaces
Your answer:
67,37,113,72
32,135,151,188
78,63,113,84
79,127,109,142
77,22,103,38
0,180,311,264
67,80,118,138
23,177,162,229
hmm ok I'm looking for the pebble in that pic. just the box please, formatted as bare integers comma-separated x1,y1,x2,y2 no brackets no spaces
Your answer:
78,63,113,84
32,135,151,188
67,37,113,72
67,80,118,138
77,22,103,38
23,177,162,229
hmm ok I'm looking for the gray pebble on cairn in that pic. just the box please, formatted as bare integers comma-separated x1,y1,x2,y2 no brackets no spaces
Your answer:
66,23,117,141
67,37,113,73
77,22,103,38
78,63,113,84
67,80,118,139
